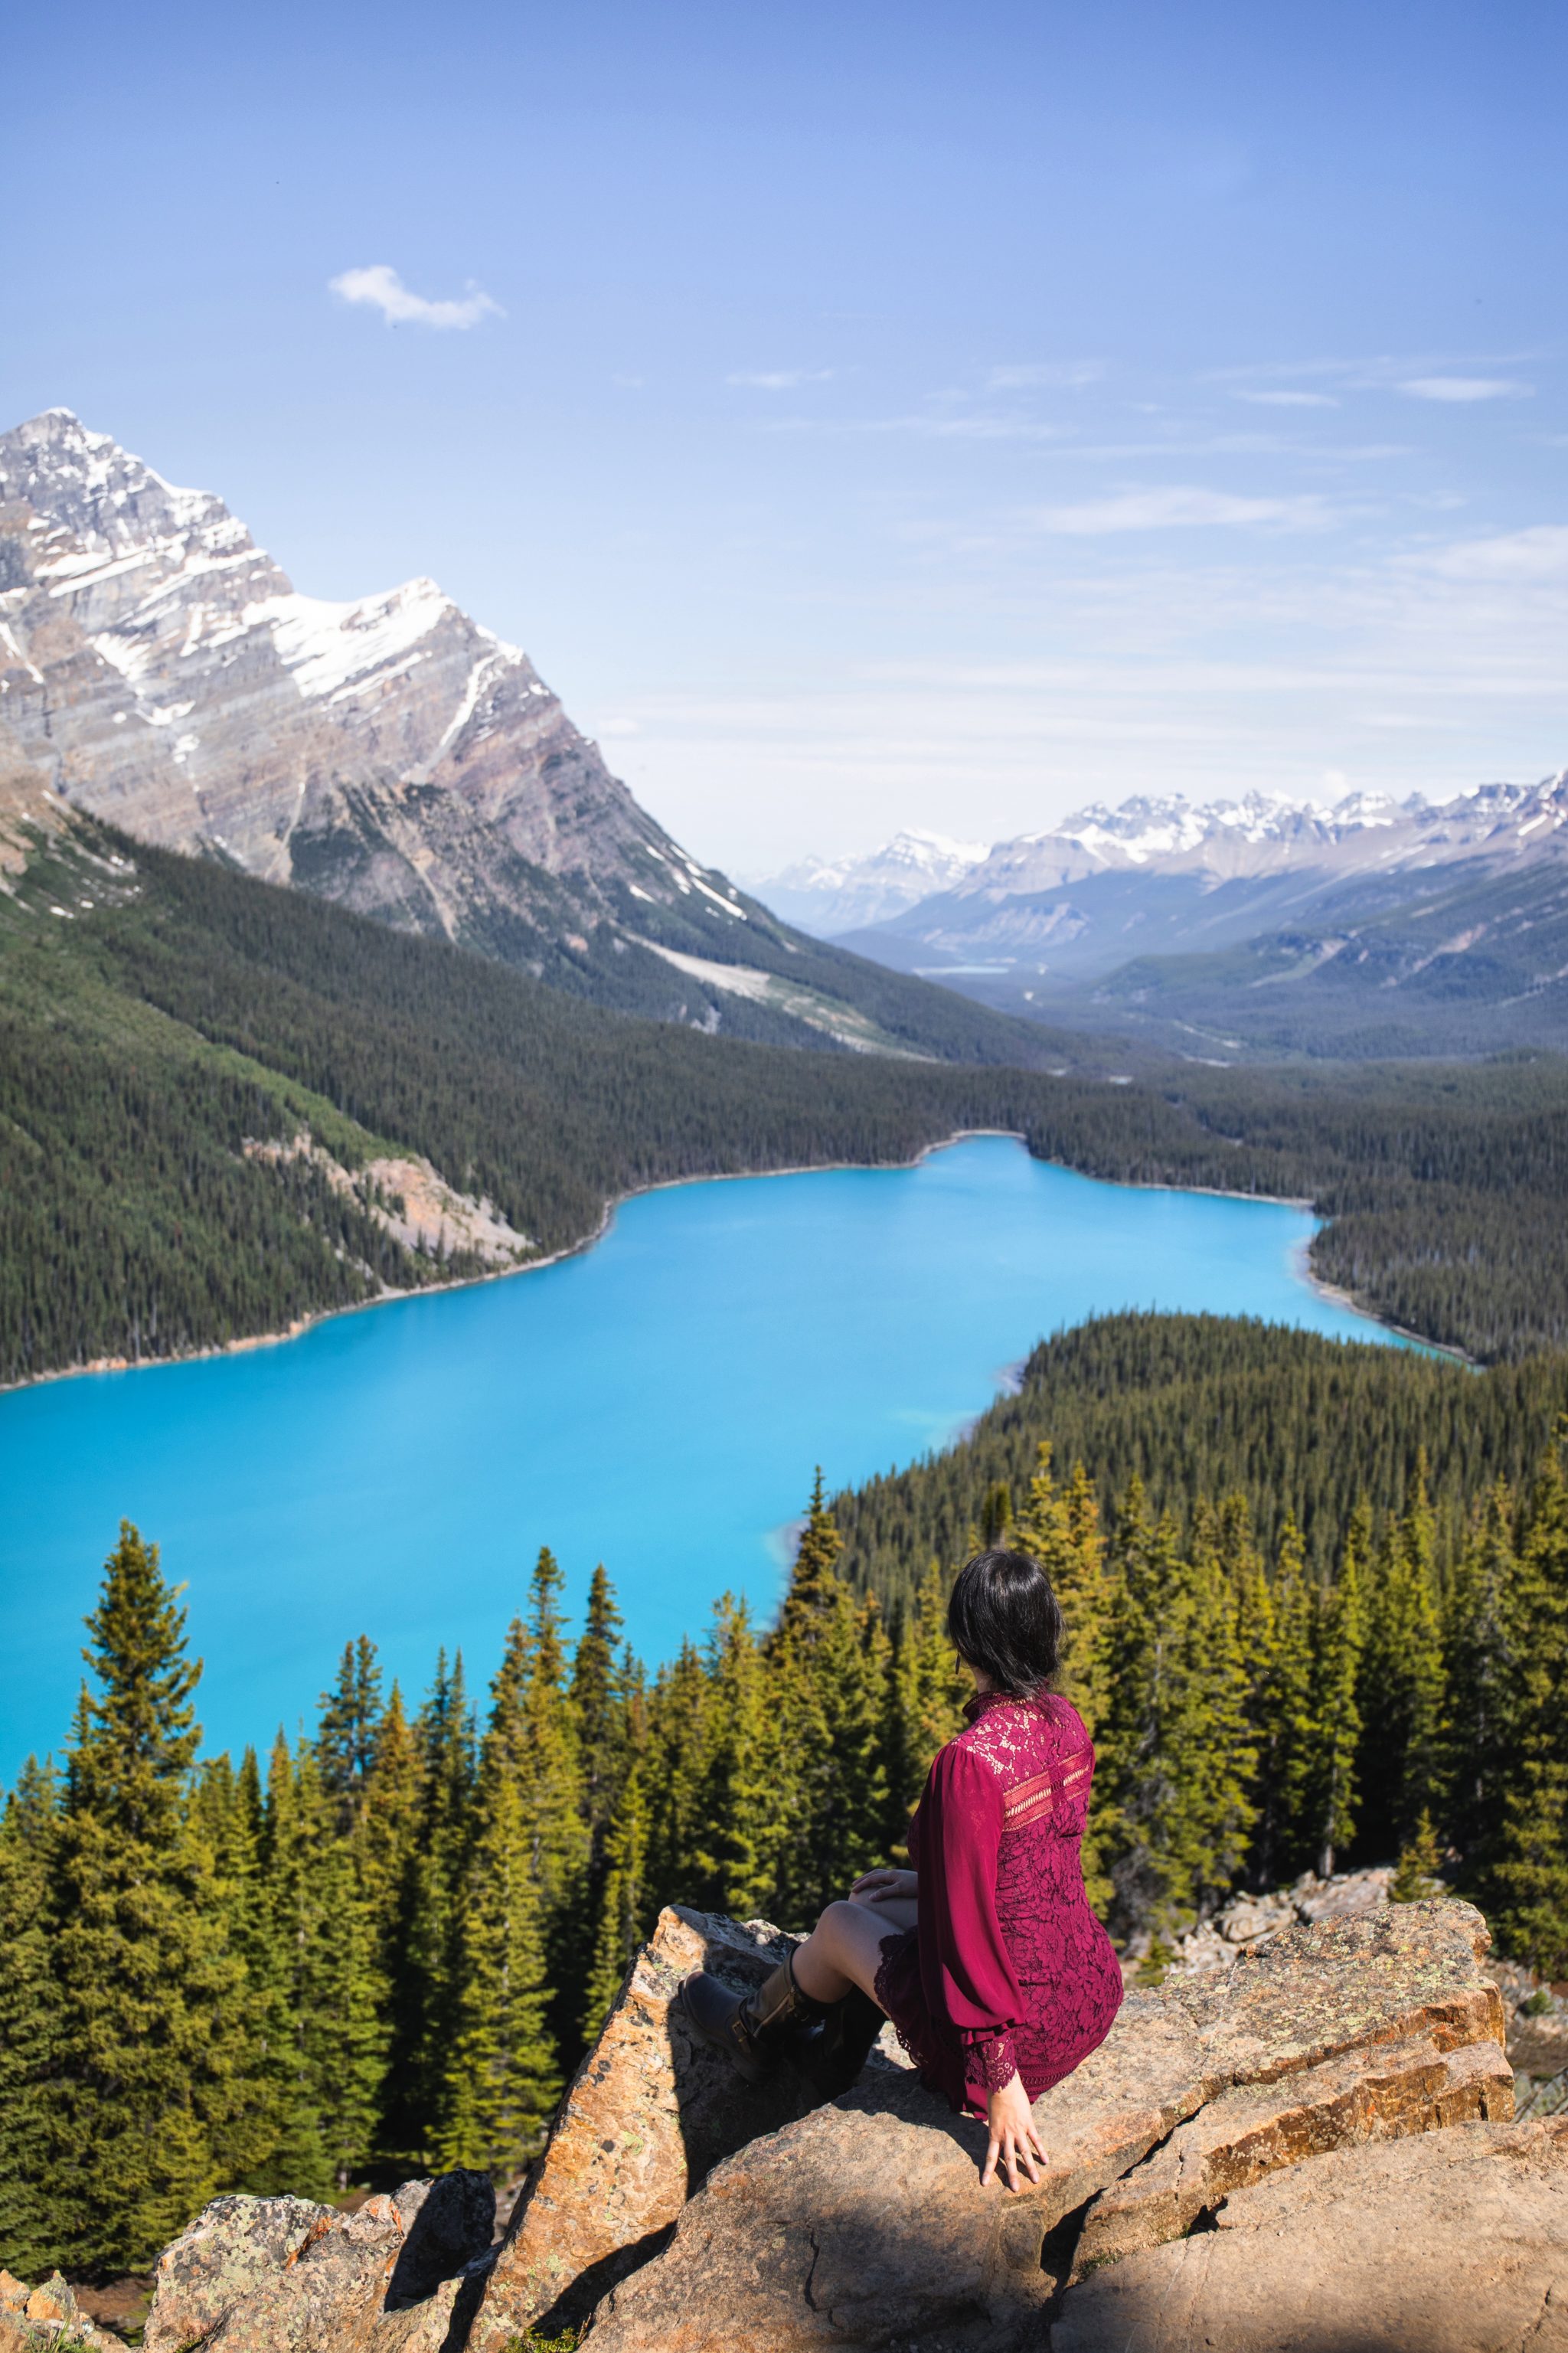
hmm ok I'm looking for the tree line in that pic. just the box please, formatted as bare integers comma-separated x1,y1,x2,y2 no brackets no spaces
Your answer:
3,1430,1565,2280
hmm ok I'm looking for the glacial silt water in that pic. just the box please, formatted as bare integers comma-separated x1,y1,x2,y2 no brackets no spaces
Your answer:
0,1136,1413,1772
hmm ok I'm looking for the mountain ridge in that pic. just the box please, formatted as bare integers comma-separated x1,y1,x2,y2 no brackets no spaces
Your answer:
760,774,1568,949
0,409,1062,1066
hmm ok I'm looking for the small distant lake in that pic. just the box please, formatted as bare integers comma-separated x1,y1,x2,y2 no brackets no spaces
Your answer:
0,1136,1413,1774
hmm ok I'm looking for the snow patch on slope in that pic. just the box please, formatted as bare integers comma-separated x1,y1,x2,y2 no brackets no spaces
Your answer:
247,578,456,701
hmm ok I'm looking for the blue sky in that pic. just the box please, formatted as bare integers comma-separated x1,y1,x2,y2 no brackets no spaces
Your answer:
5,0,1566,871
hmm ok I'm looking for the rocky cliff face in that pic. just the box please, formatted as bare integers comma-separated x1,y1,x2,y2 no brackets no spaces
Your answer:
0,409,746,960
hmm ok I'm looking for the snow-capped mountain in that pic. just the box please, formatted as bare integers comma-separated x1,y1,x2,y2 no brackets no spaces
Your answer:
964,781,1568,898
750,828,988,935
0,409,747,954
823,774,1568,981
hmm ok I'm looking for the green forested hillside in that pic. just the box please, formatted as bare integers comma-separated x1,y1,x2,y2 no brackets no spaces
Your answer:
3,819,1568,1383
833,1312,1568,1614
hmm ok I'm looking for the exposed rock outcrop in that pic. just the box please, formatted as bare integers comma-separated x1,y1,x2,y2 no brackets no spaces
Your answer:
1070,2028,1512,2276
142,2174,494,2353
470,1906,903,2348
143,2193,330,2352
1166,1863,1396,1976
0,2266,126,2350
123,1897,1527,2351
1052,2119,1568,2353
584,1899,1506,2351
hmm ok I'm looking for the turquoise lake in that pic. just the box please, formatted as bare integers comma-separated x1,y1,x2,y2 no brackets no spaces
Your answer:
0,1135,1413,1774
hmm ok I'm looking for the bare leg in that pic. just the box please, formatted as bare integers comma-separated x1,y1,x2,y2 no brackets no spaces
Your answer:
792,1899,909,2005
851,1893,917,1936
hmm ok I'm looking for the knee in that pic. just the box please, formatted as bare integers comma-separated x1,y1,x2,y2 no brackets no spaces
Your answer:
815,1899,860,1940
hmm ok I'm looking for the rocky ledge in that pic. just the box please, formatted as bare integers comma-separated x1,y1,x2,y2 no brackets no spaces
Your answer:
112,1895,1568,2352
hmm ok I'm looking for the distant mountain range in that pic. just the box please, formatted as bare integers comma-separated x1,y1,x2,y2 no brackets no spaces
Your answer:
756,776,1568,1057
0,410,1060,1068
750,829,988,933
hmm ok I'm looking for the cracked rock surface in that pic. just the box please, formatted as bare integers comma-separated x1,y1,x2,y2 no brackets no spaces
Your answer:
583,1900,1504,2351
1052,2119,1568,2353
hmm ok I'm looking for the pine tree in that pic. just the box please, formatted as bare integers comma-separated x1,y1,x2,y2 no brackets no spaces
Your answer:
779,1469,846,1639
1097,1483,1256,1937
1248,1518,1316,1885
1357,1479,1444,1858
439,1623,560,2171
0,1760,64,2275
1492,1432,1568,1974
41,1524,266,2270
768,1478,890,1924
1441,1482,1520,1892
692,1596,783,1918
316,1636,383,1833
644,1639,710,1916
567,1566,630,2005
1390,1809,1444,1902
581,1748,652,2039
519,1550,589,2061
804,1584,892,1916
1012,1447,1109,1735
388,1652,476,2164
1304,1507,1366,1877
888,1560,967,1831
250,1737,332,2198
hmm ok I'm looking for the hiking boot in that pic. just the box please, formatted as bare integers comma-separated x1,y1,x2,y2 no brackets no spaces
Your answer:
678,1948,831,2084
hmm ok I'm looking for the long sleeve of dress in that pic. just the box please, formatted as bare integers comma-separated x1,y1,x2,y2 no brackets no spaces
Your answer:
913,1741,1024,2106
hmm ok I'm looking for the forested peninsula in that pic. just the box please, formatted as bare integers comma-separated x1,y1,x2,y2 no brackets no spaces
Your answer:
4,1315,1566,2279
3,819,1568,1386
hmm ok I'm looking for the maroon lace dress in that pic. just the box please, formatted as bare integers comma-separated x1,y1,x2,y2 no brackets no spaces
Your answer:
873,1690,1123,2118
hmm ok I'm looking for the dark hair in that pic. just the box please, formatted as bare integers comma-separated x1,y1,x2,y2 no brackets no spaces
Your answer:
947,1548,1063,1699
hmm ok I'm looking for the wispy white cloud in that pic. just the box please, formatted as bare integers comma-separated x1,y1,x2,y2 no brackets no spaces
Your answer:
1396,376,1532,403
726,368,835,390
329,264,502,331
986,361,1102,391
1232,389,1341,409
761,410,1067,441
1414,525,1568,580
1031,485,1333,535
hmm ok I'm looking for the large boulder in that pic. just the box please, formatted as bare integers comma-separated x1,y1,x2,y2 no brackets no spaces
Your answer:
1051,2118,1568,2353
1071,2028,1512,2275
471,1906,895,2348
144,2175,495,2353
145,2195,331,2352
584,1899,1505,2351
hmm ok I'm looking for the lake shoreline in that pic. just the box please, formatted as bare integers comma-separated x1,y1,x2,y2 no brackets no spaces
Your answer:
0,1127,1425,1397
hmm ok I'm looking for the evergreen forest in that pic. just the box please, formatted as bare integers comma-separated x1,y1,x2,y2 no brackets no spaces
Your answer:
2,819,1568,1387
4,1320,1566,2279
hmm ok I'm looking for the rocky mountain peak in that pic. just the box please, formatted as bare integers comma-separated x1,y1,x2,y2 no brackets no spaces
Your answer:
750,827,988,933
0,409,725,949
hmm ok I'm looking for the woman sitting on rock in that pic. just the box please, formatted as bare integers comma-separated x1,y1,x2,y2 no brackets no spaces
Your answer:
680,1547,1124,2194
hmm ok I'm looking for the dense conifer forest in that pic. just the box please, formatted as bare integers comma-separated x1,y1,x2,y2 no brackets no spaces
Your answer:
3,1335,1566,2276
833,1312,1568,1608
2,821,1568,1384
